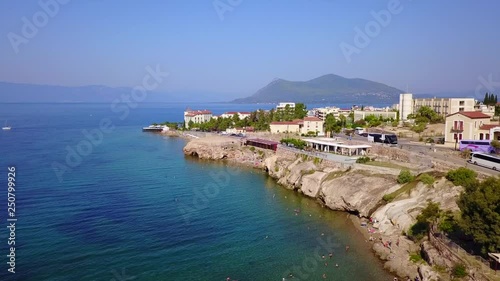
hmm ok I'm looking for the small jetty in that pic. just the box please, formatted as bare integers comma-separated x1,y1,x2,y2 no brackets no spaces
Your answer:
142,125,169,132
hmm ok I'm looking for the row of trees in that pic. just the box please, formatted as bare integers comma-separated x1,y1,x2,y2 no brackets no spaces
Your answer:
483,92,498,106
187,103,308,131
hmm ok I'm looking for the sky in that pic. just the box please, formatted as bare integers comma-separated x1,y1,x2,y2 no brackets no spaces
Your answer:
1,0,500,100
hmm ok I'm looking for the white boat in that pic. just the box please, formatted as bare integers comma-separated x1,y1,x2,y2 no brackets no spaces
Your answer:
2,121,11,130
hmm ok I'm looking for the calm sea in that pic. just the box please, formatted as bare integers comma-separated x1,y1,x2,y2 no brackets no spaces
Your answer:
0,103,392,281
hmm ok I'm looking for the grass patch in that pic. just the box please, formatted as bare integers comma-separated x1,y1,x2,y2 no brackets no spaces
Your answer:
383,180,419,202
323,170,348,182
409,252,424,263
433,265,447,273
362,161,409,170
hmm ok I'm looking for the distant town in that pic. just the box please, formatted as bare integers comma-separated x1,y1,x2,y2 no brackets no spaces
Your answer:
150,92,500,147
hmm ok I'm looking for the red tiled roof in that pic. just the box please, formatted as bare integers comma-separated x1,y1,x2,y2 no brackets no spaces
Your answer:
479,124,500,130
270,121,301,125
453,111,491,119
246,138,279,146
304,117,323,121
185,109,212,116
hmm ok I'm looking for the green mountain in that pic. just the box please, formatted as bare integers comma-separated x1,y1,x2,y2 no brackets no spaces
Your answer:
233,74,403,104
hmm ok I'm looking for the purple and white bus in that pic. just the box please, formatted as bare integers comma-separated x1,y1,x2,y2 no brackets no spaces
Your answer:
459,140,495,153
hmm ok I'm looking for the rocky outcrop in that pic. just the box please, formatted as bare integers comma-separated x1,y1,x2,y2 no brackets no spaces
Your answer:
372,178,462,235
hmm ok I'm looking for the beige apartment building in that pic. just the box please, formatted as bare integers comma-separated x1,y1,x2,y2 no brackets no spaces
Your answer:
413,97,475,116
444,111,493,142
269,117,325,135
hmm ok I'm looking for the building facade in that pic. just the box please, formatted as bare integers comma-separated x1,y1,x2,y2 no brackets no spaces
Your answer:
444,111,491,142
353,110,397,122
218,111,252,119
276,102,295,110
413,97,475,116
184,109,213,128
399,93,413,120
398,94,477,120
269,117,325,135
302,117,324,135
269,121,301,134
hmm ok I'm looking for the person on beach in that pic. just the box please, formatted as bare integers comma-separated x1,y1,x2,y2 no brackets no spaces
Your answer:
329,252,333,258
322,273,327,279
345,245,350,252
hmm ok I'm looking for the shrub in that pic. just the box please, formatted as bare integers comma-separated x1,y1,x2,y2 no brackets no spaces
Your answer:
419,173,435,186
356,156,371,164
397,170,414,184
460,149,471,159
249,146,255,152
446,167,477,187
418,136,424,142
452,264,467,278
382,194,395,202
426,137,434,143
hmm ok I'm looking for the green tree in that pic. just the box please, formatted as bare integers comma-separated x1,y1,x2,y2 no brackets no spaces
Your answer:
294,103,307,119
397,170,414,184
324,113,341,135
458,176,500,253
409,201,442,240
446,167,477,187
491,140,500,154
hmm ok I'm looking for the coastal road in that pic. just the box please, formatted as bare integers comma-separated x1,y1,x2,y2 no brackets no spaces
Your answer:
332,133,499,176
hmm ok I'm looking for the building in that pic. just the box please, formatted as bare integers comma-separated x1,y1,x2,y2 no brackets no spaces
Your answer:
225,126,254,134
245,138,279,151
353,110,397,122
314,106,340,120
399,93,413,121
276,102,295,111
269,117,325,136
184,109,213,128
398,94,477,120
302,116,324,135
269,121,301,134
414,97,475,116
444,111,492,142
219,111,252,119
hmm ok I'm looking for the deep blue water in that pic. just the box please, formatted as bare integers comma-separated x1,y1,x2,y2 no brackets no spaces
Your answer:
0,103,392,281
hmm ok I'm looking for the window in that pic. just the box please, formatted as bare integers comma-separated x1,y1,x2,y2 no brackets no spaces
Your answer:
480,133,484,140
459,107,464,111
459,101,465,106
486,133,490,140
454,133,457,140
459,134,463,140
475,121,477,128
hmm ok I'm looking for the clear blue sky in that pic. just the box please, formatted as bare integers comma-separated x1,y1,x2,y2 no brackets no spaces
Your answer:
1,0,500,100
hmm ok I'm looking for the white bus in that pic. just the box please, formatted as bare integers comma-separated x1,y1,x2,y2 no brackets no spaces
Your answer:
468,152,500,171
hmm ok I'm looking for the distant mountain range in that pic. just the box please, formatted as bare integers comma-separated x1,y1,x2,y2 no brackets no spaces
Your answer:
0,82,226,103
232,74,404,104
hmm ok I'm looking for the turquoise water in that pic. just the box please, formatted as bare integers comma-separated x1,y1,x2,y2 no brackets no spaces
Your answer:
0,103,392,280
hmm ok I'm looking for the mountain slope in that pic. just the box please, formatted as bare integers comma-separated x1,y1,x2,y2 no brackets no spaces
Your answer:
233,74,403,103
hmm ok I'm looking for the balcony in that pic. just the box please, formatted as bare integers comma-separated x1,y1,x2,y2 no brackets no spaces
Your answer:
451,126,464,132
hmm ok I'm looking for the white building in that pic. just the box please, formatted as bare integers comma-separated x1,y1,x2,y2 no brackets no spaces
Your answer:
353,110,397,121
399,93,413,121
218,111,252,119
398,93,476,120
276,102,295,110
314,106,340,120
184,109,213,128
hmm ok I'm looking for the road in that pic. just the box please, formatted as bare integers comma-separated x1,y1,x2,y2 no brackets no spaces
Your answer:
332,133,499,176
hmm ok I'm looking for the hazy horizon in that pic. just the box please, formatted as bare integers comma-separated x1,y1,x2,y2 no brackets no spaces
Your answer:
2,0,500,102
